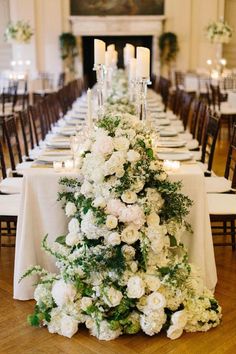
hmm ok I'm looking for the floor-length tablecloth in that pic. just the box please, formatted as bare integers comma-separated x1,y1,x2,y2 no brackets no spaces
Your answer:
14,165,217,300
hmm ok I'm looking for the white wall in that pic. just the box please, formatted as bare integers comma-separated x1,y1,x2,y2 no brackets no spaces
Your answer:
9,0,69,78
0,0,12,71
165,0,226,71
7,0,235,77
224,0,236,68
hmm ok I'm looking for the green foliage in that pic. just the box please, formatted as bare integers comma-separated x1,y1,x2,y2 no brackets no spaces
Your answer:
108,297,136,321
55,235,66,245
159,32,179,64
59,32,78,60
27,304,52,327
97,115,120,137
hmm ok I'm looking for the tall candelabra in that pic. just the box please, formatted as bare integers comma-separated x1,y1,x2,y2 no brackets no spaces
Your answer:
136,78,151,121
93,63,106,118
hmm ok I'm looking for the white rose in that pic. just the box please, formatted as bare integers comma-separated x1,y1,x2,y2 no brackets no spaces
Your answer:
122,245,136,260
107,232,121,246
127,149,140,162
144,274,161,292
121,191,137,204
150,160,161,171
129,261,138,273
81,297,93,311
60,314,78,338
171,310,187,328
92,196,106,208
115,167,125,178
121,224,140,244
66,232,82,246
113,136,130,151
93,134,114,155
132,179,145,193
167,324,183,340
103,287,123,307
90,320,121,340
127,275,145,299
65,202,77,217
156,171,167,181
145,292,166,311
146,212,160,227
68,218,80,234
51,280,76,308
80,180,93,196
106,215,118,230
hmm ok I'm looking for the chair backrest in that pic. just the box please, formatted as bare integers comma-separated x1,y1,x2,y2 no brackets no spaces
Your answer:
2,114,23,171
179,92,193,130
201,111,220,172
224,124,236,189
189,98,201,138
210,84,221,111
159,76,171,112
0,139,7,179
196,101,207,145
18,109,35,157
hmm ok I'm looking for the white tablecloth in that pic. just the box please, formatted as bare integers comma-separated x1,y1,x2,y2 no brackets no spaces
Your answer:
14,164,217,300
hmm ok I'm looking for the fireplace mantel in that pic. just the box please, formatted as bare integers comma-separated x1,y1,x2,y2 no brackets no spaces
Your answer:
70,15,166,76
70,15,165,36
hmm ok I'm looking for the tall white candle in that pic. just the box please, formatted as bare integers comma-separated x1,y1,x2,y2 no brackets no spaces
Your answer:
105,51,113,67
87,88,92,130
94,39,105,65
112,50,118,65
124,43,135,66
136,47,150,79
107,44,115,52
129,58,137,80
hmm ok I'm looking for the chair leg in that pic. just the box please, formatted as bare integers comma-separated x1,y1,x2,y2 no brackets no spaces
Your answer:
231,220,235,251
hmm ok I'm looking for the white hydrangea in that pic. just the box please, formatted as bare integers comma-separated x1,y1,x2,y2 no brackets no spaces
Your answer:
65,202,77,217
51,280,76,308
34,284,53,307
140,309,166,336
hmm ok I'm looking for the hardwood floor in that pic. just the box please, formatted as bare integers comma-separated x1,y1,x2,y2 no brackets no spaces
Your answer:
0,128,236,354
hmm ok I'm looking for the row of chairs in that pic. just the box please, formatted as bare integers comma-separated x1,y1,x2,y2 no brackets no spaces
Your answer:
0,77,87,246
153,75,236,249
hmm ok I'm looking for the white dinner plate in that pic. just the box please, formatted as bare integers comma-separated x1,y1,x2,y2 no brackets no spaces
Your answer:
156,140,186,148
157,152,193,161
46,141,70,149
37,155,72,163
156,120,170,126
58,127,76,136
160,130,178,137
151,113,167,120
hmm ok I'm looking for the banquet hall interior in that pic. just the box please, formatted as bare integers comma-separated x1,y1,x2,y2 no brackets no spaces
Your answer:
0,0,236,353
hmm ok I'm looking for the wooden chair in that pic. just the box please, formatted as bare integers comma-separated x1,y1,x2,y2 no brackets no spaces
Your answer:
205,125,236,194
197,111,220,175
0,138,23,194
207,125,236,249
179,92,193,130
0,140,21,245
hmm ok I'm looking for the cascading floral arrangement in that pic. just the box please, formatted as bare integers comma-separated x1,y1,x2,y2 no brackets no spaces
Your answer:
21,76,221,341
4,20,33,44
206,18,233,44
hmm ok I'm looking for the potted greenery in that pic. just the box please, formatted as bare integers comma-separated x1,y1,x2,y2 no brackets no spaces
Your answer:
159,32,179,77
59,32,78,73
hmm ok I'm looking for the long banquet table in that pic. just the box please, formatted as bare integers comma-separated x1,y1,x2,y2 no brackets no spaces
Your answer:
14,163,217,300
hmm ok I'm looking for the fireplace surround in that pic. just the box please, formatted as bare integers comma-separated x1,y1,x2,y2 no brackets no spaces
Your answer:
70,15,165,79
